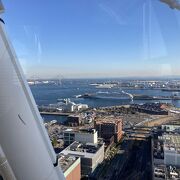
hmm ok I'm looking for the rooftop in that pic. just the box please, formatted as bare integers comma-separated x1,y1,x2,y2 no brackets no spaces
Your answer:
154,165,166,179
154,164,180,180
95,116,122,124
58,154,79,173
62,141,104,158
163,134,180,153
64,128,97,134
166,165,180,180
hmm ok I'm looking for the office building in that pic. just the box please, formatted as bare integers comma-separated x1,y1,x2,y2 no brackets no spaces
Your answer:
63,129,98,146
61,141,104,176
94,117,122,143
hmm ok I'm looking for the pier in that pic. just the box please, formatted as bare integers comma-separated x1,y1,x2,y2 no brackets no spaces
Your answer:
40,112,71,116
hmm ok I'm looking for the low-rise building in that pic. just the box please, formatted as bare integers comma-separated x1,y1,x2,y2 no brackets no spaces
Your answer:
162,120,180,133
94,117,122,143
66,115,84,126
61,141,104,176
163,134,180,166
152,125,180,180
58,154,81,180
75,104,88,111
63,129,98,146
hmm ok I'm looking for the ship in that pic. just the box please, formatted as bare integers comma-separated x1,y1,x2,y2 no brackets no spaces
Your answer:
77,92,132,100
77,91,172,101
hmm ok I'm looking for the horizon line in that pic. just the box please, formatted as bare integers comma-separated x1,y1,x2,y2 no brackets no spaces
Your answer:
26,75,180,80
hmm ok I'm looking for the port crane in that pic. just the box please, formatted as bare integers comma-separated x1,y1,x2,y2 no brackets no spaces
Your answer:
0,1,65,179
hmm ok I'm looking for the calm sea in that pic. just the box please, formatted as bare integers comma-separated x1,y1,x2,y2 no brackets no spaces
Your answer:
30,79,180,122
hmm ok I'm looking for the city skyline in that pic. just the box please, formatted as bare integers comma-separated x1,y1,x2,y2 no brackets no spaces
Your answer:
3,0,180,78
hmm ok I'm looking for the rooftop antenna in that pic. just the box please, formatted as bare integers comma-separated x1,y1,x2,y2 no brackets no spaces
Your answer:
0,1,65,179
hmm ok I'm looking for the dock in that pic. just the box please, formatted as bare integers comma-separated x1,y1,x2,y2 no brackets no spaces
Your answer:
40,112,71,116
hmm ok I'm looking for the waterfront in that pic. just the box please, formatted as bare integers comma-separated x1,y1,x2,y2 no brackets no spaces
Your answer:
30,79,180,179
30,79,180,108
41,114,67,123
29,79,180,122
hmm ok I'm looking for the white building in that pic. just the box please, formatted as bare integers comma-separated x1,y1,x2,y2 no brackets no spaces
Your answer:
63,129,98,146
75,104,88,111
163,135,180,166
162,124,180,133
51,99,88,112
61,141,104,175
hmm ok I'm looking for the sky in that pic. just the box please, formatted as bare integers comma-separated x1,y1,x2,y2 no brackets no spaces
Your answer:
2,0,180,78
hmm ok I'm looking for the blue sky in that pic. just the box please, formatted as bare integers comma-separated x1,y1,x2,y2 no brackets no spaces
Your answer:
2,0,180,78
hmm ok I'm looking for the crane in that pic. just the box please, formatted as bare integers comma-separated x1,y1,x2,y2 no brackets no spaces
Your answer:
0,1,65,179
